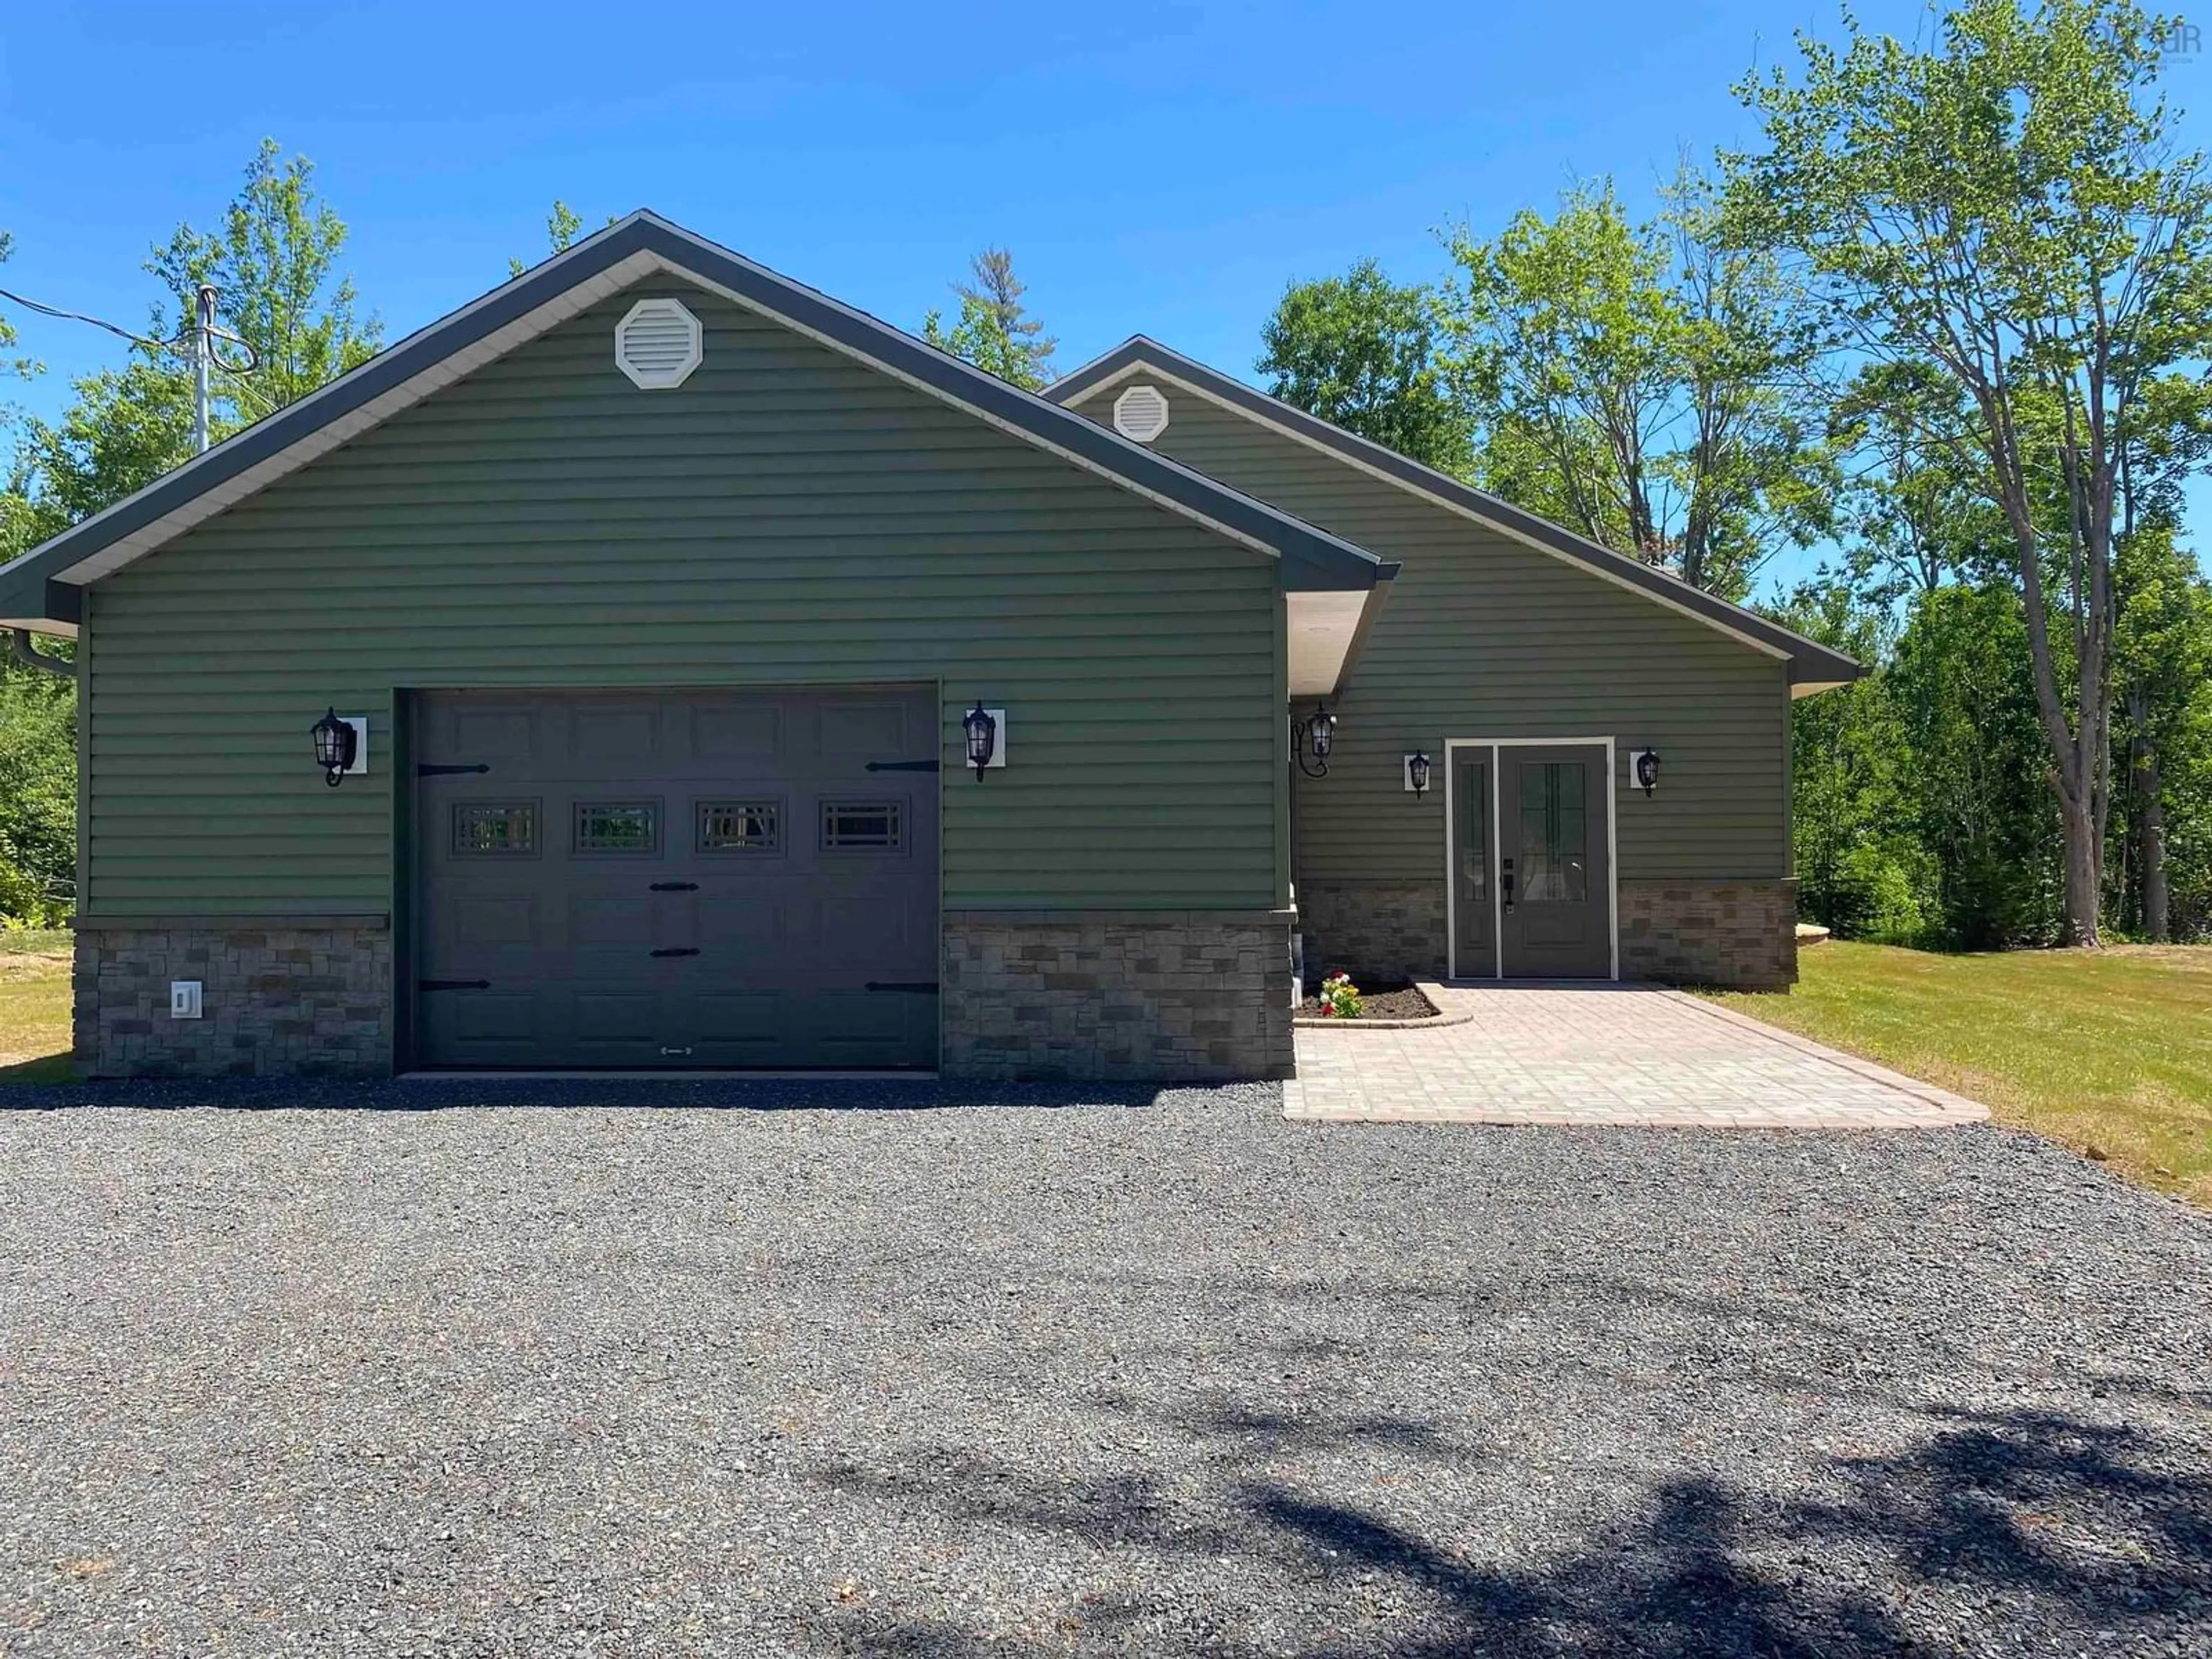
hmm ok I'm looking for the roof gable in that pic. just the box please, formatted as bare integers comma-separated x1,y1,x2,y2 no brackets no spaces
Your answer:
1047,336,1860,691
0,217,1388,635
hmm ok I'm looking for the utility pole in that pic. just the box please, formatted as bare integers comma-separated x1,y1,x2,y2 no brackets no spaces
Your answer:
192,283,216,454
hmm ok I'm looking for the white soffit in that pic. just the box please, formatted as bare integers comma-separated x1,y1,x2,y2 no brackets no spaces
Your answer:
1287,588,1371,697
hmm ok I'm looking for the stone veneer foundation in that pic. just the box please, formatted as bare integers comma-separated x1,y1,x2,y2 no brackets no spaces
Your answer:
1618,879,1797,990
74,919,393,1078
942,910,1296,1082
73,912,1296,1082
1294,880,1448,980
1301,877,1797,991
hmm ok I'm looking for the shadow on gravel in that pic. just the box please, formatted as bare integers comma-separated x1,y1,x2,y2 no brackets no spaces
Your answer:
805,1403,2211,1657
0,1074,1229,1114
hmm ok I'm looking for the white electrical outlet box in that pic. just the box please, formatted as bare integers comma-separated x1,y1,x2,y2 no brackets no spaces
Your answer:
169,980,203,1020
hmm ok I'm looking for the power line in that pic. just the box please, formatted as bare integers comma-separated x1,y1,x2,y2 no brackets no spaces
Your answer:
0,282,260,373
0,284,180,352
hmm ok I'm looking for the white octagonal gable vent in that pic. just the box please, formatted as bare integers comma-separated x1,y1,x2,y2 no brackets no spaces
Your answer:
1112,383,1171,442
615,298,703,389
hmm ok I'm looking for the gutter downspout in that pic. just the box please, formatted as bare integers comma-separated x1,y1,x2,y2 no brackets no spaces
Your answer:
9,628,74,679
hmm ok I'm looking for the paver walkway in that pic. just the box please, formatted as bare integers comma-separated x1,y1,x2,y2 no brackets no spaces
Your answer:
1283,982,1990,1127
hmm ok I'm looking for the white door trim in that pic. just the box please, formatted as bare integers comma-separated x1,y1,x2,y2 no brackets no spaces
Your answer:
1443,736,1618,982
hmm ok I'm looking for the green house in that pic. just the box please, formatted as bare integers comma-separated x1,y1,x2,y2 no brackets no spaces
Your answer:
0,213,1857,1081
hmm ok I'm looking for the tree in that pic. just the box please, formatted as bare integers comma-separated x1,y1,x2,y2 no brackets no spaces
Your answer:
1255,259,1472,473
1728,0,2212,944
1770,577,1937,940
1892,582,2067,945
0,229,37,380
146,138,381,419
1827,361,2006,602
2112,524,2212,938
14,357,202,541
509,199,586,276
1442,169,1830,600
923,248,1056,390
0,652,76,924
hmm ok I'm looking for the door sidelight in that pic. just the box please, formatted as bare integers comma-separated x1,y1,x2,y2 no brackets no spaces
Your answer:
1501,857,1516,912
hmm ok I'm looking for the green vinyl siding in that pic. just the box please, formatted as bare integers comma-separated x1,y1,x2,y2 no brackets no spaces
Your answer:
1070,385,1791,886
81,283,1284,917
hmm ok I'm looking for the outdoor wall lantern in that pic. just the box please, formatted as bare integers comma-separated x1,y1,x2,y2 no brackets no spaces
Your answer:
1295,702,1336,779
963,701,999,781
1404,750,1432,797
311,707,358,787
1632,748,1661,797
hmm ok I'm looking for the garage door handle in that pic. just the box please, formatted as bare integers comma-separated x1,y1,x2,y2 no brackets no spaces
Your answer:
865,980,939,993
866,759,940,772
419,979,491,992
649,881,698,892
651,947,700,958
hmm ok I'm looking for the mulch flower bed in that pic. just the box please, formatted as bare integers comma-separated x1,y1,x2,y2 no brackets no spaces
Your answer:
1296,979,1438,1021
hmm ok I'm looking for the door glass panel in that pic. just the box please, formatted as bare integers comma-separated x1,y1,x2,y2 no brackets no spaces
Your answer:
1518,762,1586,902
452,801,539,855
573,801,659,854
820,800,905,852
698,800,781,853
1456,760,1488,904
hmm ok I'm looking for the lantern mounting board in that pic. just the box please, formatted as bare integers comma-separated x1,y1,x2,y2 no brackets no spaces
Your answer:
979,708,1006,767
336,715,369,777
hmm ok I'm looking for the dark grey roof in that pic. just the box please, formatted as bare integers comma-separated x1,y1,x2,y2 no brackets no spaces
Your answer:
0,214,1390,628
1047,336,1863,687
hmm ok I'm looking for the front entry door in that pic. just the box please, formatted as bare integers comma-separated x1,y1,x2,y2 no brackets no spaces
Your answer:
1451,749,1495,977
1499,745,1611,978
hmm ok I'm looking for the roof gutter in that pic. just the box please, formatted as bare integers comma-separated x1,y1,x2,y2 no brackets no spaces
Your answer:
9,629,73,679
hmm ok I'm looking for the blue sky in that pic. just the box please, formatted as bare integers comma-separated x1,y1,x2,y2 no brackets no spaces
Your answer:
2,1,2205,594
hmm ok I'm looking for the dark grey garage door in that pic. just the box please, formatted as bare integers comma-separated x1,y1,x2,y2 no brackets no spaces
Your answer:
412,687,939,1069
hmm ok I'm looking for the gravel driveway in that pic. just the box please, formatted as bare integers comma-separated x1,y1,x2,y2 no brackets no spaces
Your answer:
1,1080,2206,1657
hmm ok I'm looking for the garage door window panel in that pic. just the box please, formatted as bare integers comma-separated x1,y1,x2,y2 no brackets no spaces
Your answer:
453,801,541,857
573,800,662,855
698,799,782,854
821,800,907,854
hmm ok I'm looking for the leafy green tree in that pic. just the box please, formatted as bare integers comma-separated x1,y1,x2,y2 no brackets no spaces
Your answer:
923,248,1056,390
1255,259,1472,474
1770,578,1937,940
1827,361,2008,602
14,357,202,541
0,229,38,380
1892,583,2065,946
147,138,381,419
509,199,587,276
0,661,76,924
1443,169,1830,600
2112,525,2212,938
1728,0,2212,944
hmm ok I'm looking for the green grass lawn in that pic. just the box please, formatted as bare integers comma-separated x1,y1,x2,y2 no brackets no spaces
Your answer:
1708,940,2212,1205
0,932,74,1083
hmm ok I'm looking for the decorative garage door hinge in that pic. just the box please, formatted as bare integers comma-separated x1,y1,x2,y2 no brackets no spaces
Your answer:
864,981,940,993
417,762,491,777
650,947,700,958
418,978,490,991
865,759,940,772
